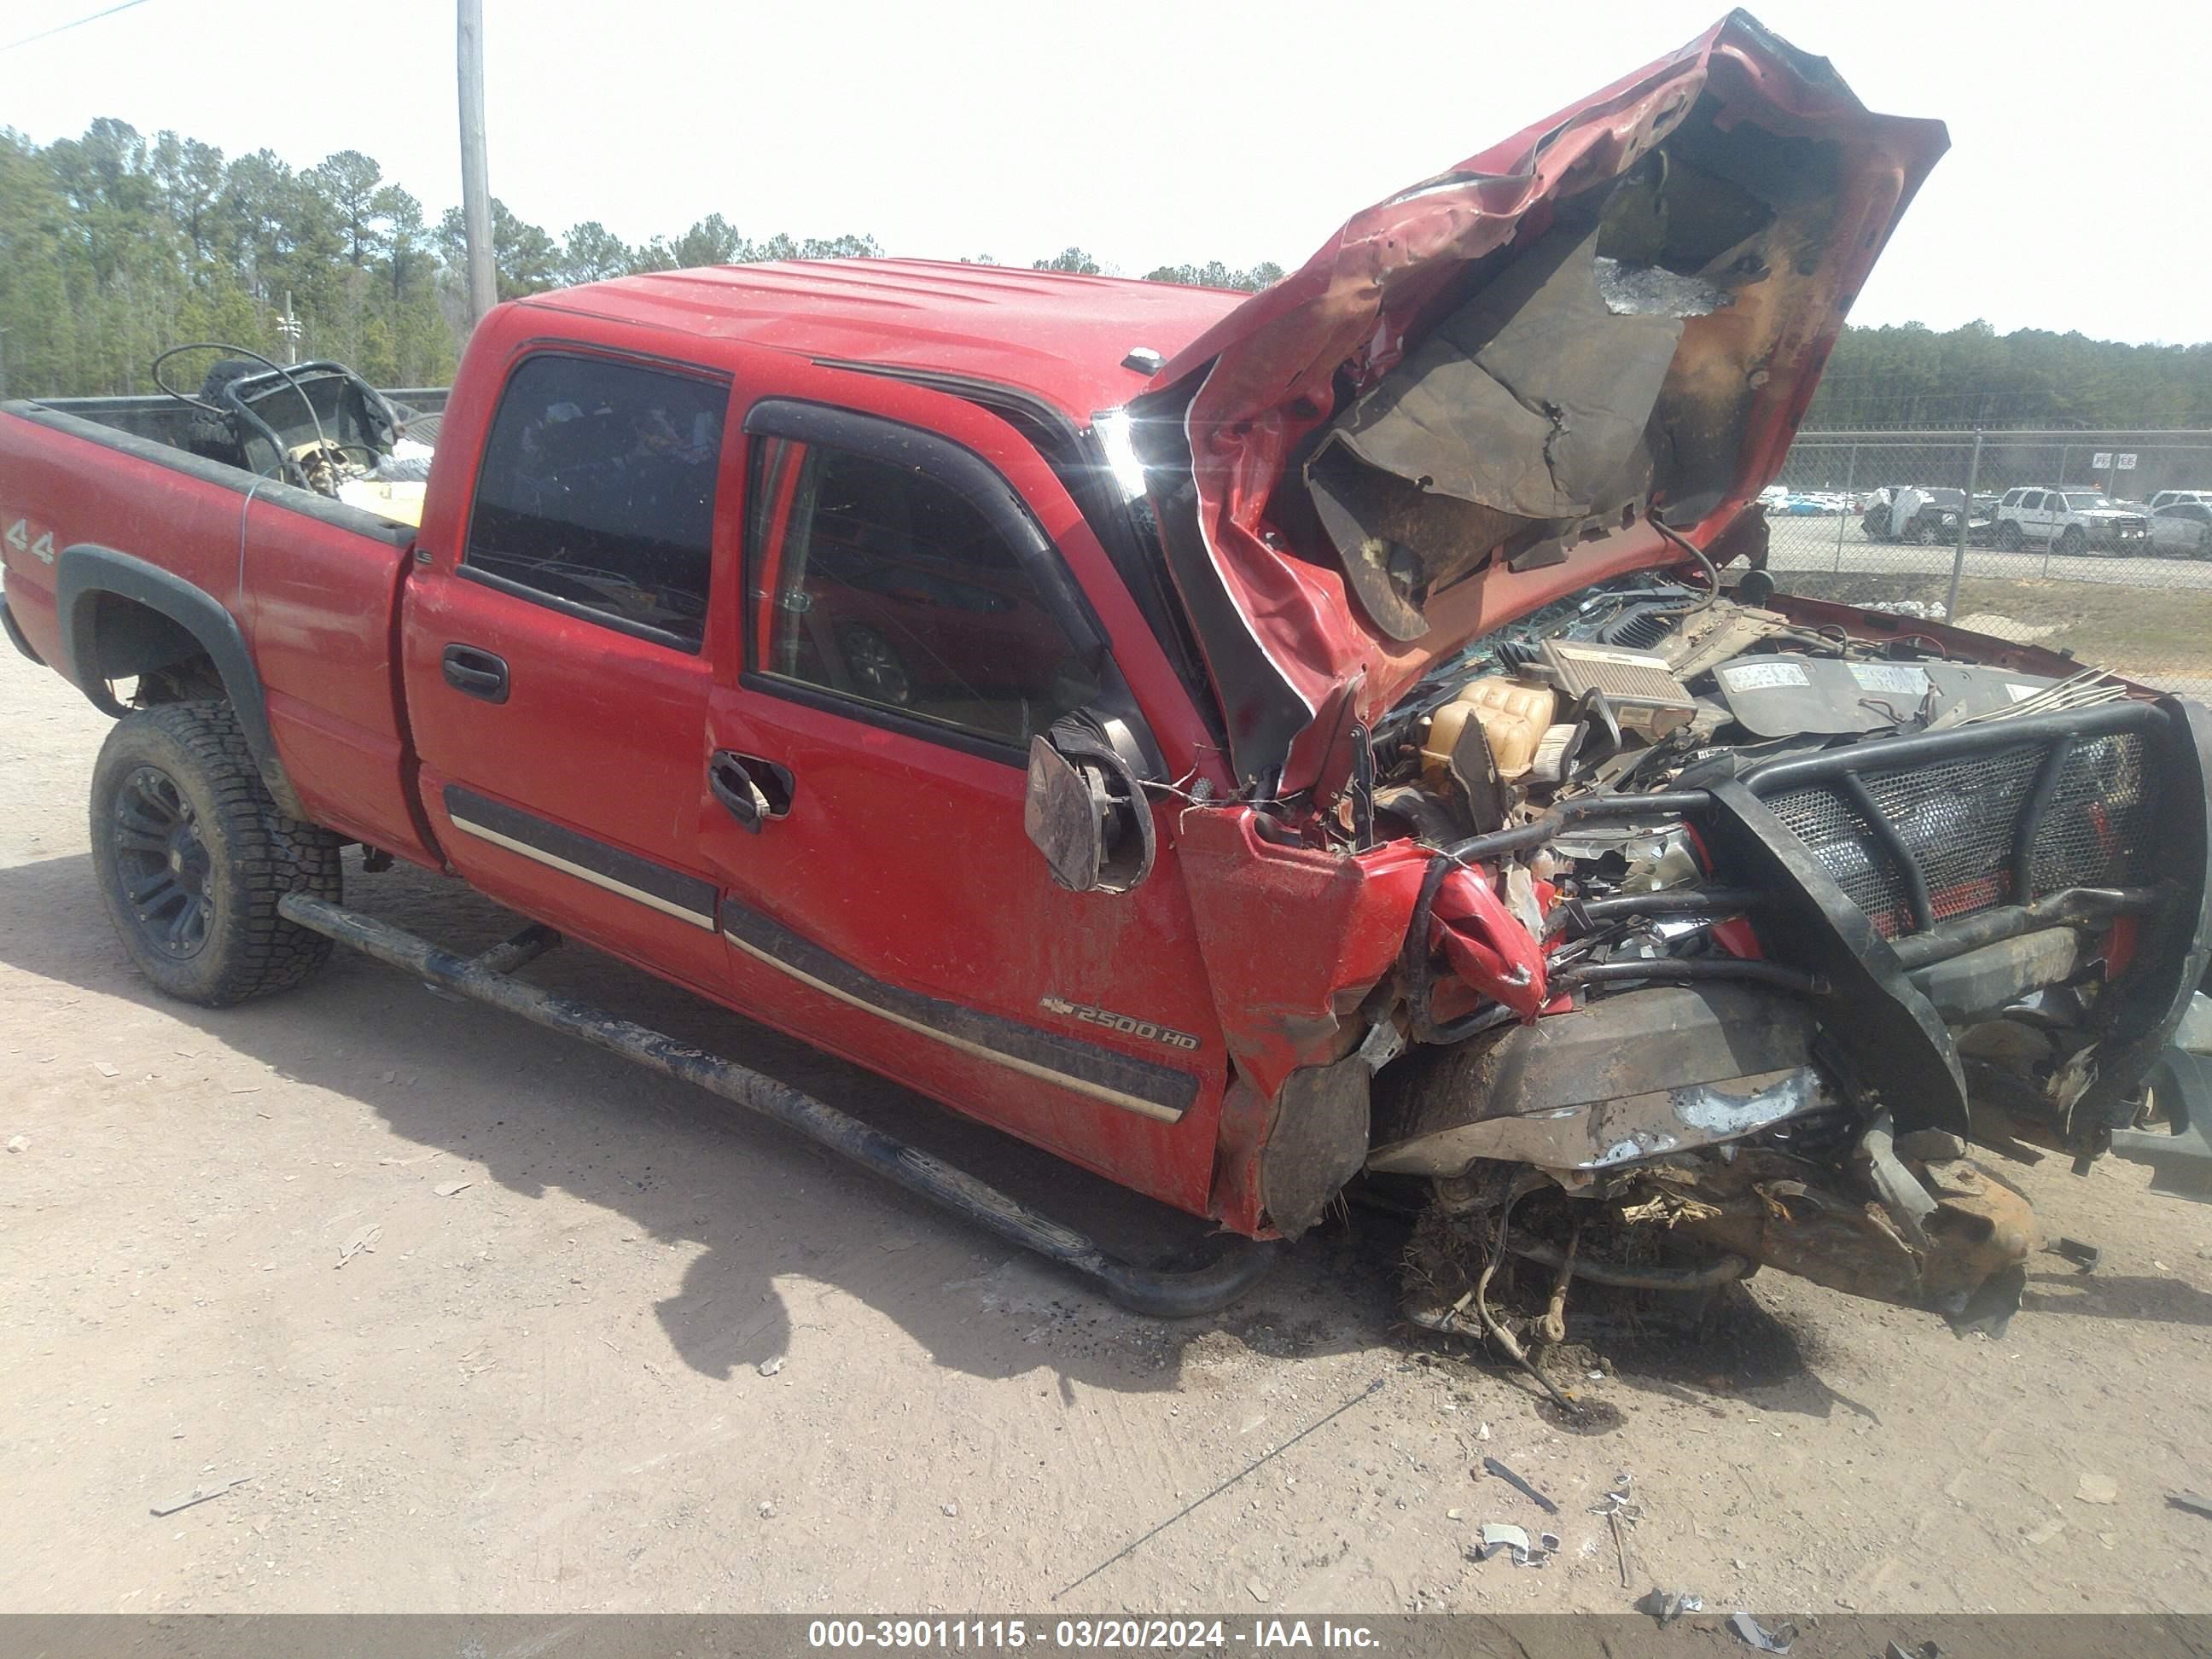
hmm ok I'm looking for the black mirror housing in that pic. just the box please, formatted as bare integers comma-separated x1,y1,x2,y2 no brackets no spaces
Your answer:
1023,727,1155,895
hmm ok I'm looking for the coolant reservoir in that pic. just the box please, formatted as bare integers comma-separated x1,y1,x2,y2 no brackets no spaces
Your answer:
1423,677,1558,780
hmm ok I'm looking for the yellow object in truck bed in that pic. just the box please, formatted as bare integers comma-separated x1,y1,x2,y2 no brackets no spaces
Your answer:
335,478,427,527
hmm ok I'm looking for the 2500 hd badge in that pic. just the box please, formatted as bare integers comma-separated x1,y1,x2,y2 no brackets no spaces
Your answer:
1039,995,1204,1052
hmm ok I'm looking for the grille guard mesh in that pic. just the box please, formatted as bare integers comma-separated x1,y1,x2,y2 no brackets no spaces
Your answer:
1763,731,2157,939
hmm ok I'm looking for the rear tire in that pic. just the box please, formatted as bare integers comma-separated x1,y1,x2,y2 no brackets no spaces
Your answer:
89,701,341,1006
2057,525,2087,557
1998,521,2023,550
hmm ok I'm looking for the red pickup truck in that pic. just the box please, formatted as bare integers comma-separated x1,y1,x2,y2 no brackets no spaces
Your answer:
5,15,2209,1340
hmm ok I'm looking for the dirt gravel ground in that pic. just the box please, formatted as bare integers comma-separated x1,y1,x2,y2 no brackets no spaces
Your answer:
3,646,2211,1620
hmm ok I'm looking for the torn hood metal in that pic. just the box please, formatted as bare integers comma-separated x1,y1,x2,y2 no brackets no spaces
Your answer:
1130,10,1947,795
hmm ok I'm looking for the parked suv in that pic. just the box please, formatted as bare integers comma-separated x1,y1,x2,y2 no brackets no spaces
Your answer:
2151,500,2212,558
1992,487,2151,554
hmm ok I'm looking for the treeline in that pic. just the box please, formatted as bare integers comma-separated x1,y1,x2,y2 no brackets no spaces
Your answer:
1802,321,2210,430
1030,246,1286,291
0,122,457,398
4,120,2205,426
0,121,1284,401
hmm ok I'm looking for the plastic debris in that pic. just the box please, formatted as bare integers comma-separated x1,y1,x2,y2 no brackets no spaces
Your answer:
335,1224,381,1267
1637,1588,1703,1626
434,1179,474,1197
757,1356,784,1377
149,1475,250,1516
2075,1471,2118,1505
1471,1522,1559,1566
2170,1491,2212,1519
2022,1517,2064,1545
1729,1611,1797,1653
1476,1522,1529,1557
1884,1643,1942,1659
1481,1455,1557,1514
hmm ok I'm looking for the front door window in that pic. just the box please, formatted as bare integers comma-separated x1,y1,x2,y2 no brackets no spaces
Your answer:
748,433,1100,748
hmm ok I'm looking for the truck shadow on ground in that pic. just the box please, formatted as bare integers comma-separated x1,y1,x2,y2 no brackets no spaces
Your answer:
1588,1286,1884,1424
2021,1269,2212,1326
0,848,1390,1394
0,848,1928,1418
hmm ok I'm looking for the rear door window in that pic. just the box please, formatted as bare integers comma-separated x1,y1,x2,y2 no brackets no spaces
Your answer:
464,353,728,650
745,428,1101,749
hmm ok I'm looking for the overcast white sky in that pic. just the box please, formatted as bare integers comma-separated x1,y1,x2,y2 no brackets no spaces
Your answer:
8,0,2208,343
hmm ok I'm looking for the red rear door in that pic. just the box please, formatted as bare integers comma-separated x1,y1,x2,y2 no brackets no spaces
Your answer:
699,363,1231,1217
401,346,740,991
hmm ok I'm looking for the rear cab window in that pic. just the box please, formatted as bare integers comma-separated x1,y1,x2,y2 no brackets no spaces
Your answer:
463,353,729,651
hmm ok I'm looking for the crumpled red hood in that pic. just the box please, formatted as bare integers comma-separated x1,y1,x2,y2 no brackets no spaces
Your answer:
1138,9,1947,796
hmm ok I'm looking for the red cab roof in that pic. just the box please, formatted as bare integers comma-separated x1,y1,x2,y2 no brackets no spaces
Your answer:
518,258,1249,422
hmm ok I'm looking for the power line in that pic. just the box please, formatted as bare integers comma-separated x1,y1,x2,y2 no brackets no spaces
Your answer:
1,0,153,55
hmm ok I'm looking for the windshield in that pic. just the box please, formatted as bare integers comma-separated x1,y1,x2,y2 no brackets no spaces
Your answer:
2062,492,2115,509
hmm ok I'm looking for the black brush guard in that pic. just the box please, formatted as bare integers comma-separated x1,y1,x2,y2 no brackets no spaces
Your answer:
1402,697,2212,1142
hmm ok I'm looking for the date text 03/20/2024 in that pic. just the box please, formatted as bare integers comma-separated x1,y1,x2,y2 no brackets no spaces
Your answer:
806,1621,1382,1650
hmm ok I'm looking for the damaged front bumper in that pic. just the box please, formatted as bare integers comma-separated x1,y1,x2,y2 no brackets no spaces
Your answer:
1371,981,1826,1174
1378,695,2212,1317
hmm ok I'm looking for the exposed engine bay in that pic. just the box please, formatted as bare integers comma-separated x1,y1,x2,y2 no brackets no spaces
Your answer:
1331,567,2207,1351
1360,567,2134,855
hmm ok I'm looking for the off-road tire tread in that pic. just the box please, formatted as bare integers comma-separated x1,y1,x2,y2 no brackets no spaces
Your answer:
90,701,341,1006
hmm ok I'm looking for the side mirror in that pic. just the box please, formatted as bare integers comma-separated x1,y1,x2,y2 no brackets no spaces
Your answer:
1024,731,1155,894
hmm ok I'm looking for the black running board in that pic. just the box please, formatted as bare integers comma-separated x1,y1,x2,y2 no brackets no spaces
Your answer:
276,894,1275,1316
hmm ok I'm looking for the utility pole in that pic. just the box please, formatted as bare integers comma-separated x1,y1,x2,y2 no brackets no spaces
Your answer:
1945,428,1984,626
277,291,302,364
457,0,498,326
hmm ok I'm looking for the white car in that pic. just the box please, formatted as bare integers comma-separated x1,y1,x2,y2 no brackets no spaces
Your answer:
2149,489,2212,512
2150,500,2212,558
1992,486,2151,555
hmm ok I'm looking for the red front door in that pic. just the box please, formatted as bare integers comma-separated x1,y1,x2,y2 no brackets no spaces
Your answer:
697,364,1231,1217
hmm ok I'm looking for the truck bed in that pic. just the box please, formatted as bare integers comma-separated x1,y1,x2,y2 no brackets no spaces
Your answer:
24,385,450,452
0,393,445,868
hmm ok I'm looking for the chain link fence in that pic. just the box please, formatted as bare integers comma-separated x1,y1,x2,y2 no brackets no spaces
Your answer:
1761,428,2212,698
